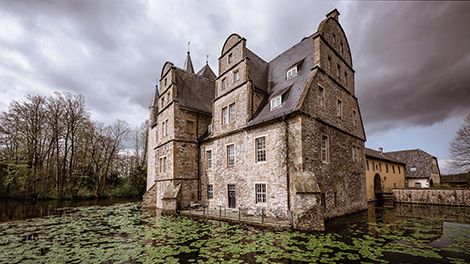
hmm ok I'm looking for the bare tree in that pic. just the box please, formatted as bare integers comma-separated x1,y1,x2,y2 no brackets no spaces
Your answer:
450,113,470,172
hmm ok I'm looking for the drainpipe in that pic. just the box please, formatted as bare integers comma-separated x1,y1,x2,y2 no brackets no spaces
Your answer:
283,113,291,211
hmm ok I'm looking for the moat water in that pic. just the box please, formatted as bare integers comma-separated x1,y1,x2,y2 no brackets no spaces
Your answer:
0,199,469,263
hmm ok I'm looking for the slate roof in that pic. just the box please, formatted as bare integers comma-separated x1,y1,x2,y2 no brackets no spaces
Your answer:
197,64,217,80
247,33,318,127
365,148,406,165
174,66,215,114
385,149,439,179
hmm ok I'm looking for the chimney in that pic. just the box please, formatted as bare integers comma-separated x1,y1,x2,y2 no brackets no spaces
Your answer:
378,147,383,154
326,8,340,21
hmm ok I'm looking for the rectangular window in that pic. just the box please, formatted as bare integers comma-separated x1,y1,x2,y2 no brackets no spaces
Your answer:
398,166,401,174
165,120,169,137
336,99,343,118
372,162,376,171
255,184,266,203
318,86,325,109
336,64,341,78
379,163,382,172
222,106,228,125
159,157,163,173
233,69,240,82
352,109,357,128
286,66,298,80
206,150,212,169
344,72,348,85
161,119,169,138
207,184,213,199
415,182,422,188
228,53,232,64
332,33,336,44
340,42,344,53
367,161,370,171
228,103,235,123
386,164,389,173
222,77,227,90
327,56,332,69
164,78,167,86
270,95,282,110
227,144,235,167
321,135,329,163
255,137,266,163
392,165,396,174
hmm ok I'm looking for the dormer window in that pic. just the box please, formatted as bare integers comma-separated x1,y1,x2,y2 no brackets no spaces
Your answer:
286,66,298,80
270,95,282,110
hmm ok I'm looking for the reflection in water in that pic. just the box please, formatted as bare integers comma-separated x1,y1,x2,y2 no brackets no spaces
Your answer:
0,198,139,223
0,200,469,263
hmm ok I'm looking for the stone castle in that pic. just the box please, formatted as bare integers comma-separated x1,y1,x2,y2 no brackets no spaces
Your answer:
144,9,367,230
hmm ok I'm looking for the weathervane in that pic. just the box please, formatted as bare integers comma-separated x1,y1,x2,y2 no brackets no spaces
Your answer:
187,41,191,54
206,54,209,65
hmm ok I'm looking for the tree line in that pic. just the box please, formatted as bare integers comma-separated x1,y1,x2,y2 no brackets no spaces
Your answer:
0,92,148,199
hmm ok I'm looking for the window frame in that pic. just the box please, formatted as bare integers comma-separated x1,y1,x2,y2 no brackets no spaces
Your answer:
286,66,298,80
222,106,228,125
336,98,343,118
221,77,227,91
318,85,325,109
270,95,282,110
321,134,330,163
255,183,267,204
207,184,214,199
233,69,240,82
255,136,267,163
226,144,235,167
228,103,235,123
206,149,212,169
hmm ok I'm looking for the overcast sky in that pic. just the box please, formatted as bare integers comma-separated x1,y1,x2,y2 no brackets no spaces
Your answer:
1,1,469,173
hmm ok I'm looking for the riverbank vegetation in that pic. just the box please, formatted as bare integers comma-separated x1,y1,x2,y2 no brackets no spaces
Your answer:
0,92,147,200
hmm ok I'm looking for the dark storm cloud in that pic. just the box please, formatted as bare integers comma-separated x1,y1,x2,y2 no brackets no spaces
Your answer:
1,0,469,131
343,2,470,134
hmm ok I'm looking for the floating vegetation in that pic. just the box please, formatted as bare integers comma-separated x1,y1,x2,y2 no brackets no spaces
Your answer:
0,202,469,263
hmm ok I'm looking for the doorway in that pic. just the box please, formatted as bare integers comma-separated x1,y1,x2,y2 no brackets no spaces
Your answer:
228,184,236,208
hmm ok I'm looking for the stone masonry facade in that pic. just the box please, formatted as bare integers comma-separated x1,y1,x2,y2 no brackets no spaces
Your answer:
144,9,367,231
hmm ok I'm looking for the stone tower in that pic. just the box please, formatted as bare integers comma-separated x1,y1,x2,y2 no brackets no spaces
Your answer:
144,52,216,211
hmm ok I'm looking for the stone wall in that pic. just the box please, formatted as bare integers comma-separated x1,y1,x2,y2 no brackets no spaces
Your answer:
393,189,470,206
200,121,289,218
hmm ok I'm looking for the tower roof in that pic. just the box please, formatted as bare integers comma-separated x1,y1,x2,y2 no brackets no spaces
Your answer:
197,64,216,80
183,51,195,73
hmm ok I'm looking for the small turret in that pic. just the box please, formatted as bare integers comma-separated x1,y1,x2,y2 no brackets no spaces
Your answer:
183,51,195,73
